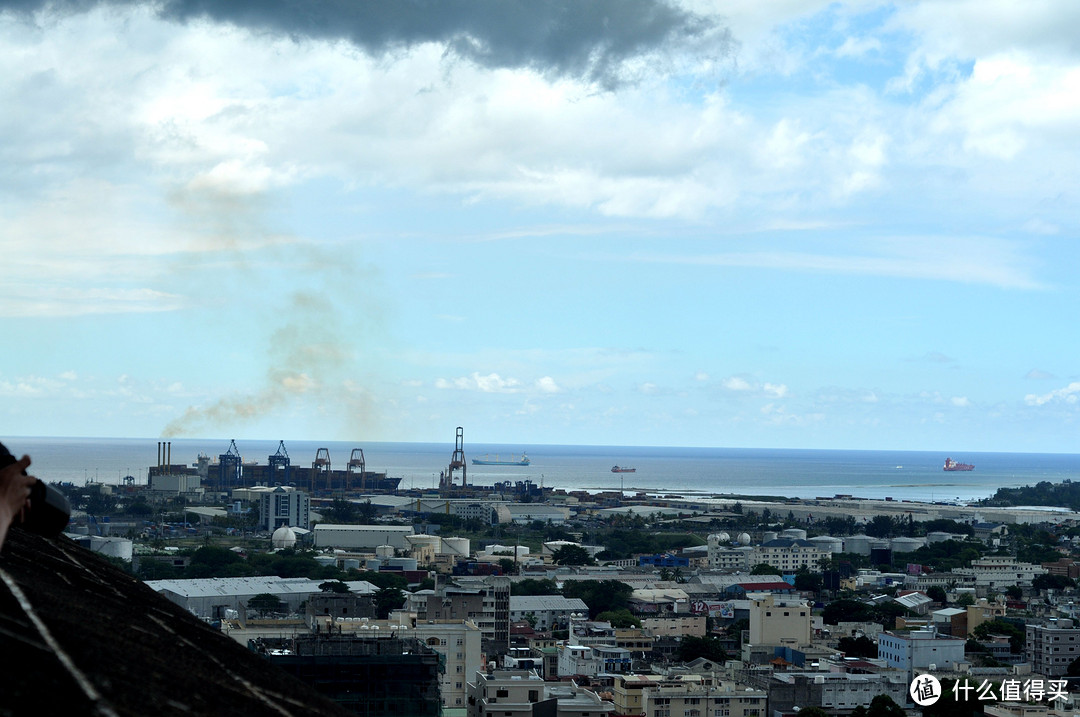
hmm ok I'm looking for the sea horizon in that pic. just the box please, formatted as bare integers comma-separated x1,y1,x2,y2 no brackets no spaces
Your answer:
6,435,1080,504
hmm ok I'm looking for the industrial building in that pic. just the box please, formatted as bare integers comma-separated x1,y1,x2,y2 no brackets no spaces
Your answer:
312,524,415,550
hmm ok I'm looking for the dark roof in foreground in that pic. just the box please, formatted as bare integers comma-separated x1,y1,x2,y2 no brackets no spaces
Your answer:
0,528,349,717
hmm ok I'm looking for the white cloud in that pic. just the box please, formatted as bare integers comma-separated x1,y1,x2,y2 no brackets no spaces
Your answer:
722,377,753,391
951,396,970,407
764,383,789,398
536,377,561,393
1025,382,1080,406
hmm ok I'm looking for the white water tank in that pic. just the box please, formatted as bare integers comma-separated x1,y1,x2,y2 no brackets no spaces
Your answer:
444,537,470,556
376,545,395,559
738,532,751,545
763,531,778,543
272,526,297,549
780,528,807,540
844,535,872,556
808,536,843,554
343,558,361,571
890,537,925,552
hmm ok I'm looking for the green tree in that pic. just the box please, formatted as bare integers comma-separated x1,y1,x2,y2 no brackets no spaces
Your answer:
512,578,560,596
867,695,905,717
926,586,947,604
561,580,633,619
597,609,641,628
319,580,350,593
187,545,249,578
552,544,595,566
247,593,285,617
838,635,877,658
374,587,405,619
750,563,779,575
675,636,727,663
795,708,829,717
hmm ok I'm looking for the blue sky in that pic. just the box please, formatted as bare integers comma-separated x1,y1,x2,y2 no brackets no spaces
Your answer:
2,0,1080,452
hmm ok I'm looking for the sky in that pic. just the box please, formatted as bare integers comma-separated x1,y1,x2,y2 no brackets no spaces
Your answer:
2,0,1080,453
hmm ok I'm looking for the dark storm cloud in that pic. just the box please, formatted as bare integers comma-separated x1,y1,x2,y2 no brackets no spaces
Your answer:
2,0,723,87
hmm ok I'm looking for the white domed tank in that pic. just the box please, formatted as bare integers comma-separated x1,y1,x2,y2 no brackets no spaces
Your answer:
738,532,752,545
843,534,872,556
707,534,722,548
376,544,395,559
780,528,807,540
444,537,471,556
717,532,730,542
763,531,778,543
271,526,297,550
890,537,925,552
408,534,441,550
808,536,844,554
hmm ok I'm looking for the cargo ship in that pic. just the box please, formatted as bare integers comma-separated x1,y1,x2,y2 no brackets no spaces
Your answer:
472,453,530,466
611,465,636,473
943,457,974,472
147,441,401,491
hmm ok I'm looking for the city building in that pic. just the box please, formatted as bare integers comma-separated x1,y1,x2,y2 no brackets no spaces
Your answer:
876,629,966,677
509,594,589,631
257,486,310,531
749,594,812,648
610,673,767,717
1027,620,1080,677
312,524,415,550
255,634,441,715
465,669,613,717
769,672,910,713
749,538,827,573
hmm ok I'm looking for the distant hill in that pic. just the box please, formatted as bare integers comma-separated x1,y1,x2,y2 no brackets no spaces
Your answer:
978,479,1080,511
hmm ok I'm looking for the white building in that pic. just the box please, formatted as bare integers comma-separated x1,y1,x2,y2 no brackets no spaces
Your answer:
612,673,767,717
749,593,812,648
749,538,827,573
312,524,414,550
876,629,966,677
257,486,310,531
466,669,613,717
145,576,376,618
954,556,1048,590
557,643,633,678
509,594,589,631
1027,620,1080,677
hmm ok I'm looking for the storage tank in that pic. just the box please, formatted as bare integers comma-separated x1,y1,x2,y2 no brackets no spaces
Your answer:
443,537,471,556
808,536,843,554
780,528,807,540
376,545,395,559
890,537,925,553
738,532,751,545
343,558,361,571
763,531,778,543
314,554,336,567
271,526,297,550
843,534,872,556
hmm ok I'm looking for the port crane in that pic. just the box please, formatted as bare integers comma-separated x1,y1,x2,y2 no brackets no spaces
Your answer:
347,448,366,491
441,426,467,490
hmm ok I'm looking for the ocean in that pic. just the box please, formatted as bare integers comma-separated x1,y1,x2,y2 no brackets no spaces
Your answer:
6,436,1080,504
